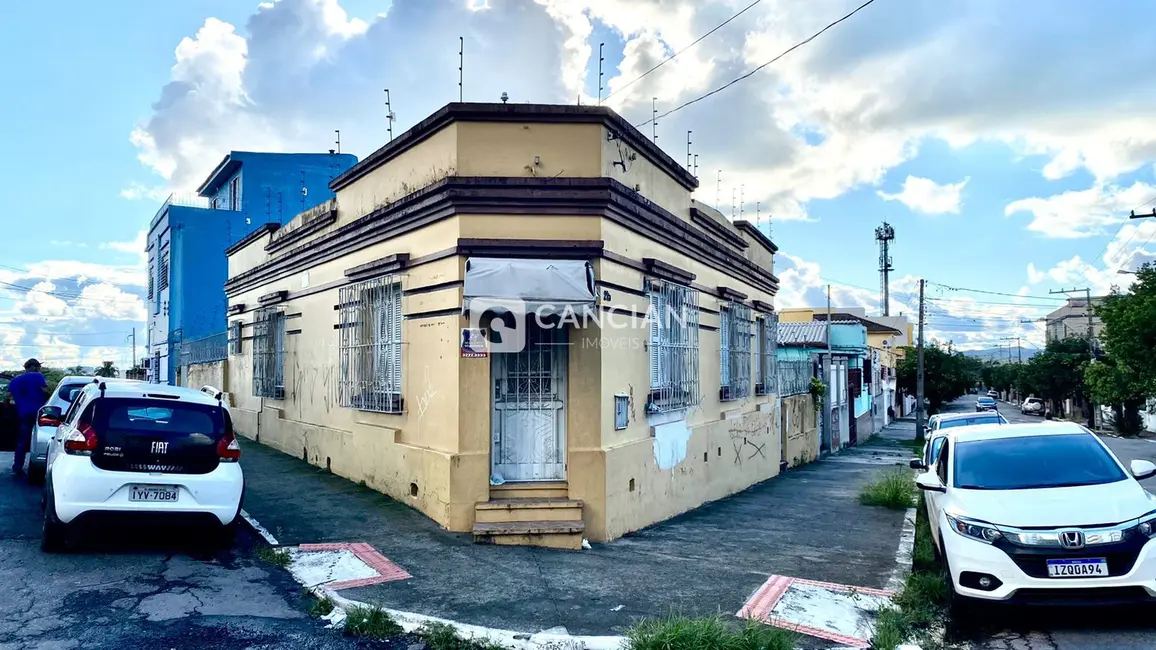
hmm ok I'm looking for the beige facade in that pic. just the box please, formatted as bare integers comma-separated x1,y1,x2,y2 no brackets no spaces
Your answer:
222,103,783,547
1045,297,1104,343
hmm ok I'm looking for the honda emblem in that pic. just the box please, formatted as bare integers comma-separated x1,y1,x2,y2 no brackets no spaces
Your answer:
1059,530,1085,549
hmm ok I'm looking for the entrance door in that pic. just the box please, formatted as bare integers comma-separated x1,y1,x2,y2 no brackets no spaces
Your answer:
491,323,567,483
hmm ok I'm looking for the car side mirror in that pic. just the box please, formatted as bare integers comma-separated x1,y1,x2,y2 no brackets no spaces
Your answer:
915,473,946,493
1130,459,1156,481
69,388,81,401
909,458,926,470
38,405,63,427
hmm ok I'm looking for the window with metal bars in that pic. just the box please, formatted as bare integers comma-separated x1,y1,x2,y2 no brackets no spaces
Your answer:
756,313,779,395
229,320,243,355
147,265,154,300
719,302,753,401
252,307,285,399
647,279,700,413
338,276,403,414
158,250,170,292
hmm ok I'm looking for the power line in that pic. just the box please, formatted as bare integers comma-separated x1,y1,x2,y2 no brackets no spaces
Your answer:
605,0,763,102
925,281,1066,302
635,0,878,129
926,296,1059,308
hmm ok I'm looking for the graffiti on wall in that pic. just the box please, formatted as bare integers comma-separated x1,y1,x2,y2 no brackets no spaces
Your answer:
728,407,776,466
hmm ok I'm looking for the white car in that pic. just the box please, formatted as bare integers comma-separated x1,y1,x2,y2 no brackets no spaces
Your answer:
917,422,1156,608
41,381,243,552
1021,397,1044,416
24,375,102,484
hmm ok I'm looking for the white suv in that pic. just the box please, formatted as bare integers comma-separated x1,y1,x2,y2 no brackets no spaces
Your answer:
41,381,243,552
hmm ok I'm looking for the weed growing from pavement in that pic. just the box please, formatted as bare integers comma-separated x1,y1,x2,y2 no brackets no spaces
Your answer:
305,592,335,618
420,621,505,650
627,615,797,650
254,545,291,568
871,497,950,650
859,468,916,510
344,605,404,639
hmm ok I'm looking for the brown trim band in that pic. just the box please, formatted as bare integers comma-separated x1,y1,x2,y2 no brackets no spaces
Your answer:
734,220,779,253
718,286,748,302
225,223,280,257
752,300,775,314
225,177,778,298
286,329,303,336
346,253,411,280
266,207,337,254
643,258,695,285
331,103,699,193
460,238,605,259
258,290,288,305
227,304,245,315
690,208,747,250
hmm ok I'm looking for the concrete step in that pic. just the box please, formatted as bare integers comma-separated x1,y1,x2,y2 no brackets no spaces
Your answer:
488,481,569,500
474,498,584,524
472,520,586,550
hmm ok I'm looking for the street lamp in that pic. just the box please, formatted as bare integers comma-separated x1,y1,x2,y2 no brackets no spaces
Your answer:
1118,269,1136,275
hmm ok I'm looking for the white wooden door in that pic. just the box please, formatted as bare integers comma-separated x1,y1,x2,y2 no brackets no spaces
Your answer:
491,324,567,483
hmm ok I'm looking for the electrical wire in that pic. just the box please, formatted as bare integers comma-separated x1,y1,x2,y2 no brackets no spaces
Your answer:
635,0,878,128
925,281,1066,302
605,0,763,102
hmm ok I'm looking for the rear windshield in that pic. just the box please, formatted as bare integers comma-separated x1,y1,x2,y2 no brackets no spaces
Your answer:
56,381,90,404
940,414,1003,429
88,398,227,439
977,397,995,404
954,433,1127,490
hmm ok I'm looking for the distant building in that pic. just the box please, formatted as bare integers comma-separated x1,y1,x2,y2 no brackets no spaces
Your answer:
146,151,358,385
1045,297,1105,343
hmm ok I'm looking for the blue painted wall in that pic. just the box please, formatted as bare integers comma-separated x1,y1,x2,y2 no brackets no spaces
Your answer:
145,151,357,384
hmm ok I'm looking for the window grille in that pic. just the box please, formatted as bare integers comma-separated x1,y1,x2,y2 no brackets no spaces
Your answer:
252,307,285,399
756,313,779,395
338,276,403,413
229,320,243,355
158,251,170,292
720,301,753,400
614,394,629,430
147,265,155,300
647,279,700,413
778,359,812,396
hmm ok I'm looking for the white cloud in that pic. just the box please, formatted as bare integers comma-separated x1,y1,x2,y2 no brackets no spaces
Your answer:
101,230,149,266
119,182,170,202
1004,181,1156,239
877,175,969,215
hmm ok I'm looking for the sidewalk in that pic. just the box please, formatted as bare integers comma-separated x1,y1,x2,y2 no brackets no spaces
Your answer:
239,423,916,640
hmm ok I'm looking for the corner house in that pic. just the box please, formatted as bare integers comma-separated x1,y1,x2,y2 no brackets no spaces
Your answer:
225,103,782,548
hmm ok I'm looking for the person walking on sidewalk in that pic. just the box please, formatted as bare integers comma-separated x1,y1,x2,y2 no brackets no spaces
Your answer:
5,359,49,478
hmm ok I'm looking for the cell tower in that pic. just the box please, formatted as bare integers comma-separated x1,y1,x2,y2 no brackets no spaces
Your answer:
875,222,896,316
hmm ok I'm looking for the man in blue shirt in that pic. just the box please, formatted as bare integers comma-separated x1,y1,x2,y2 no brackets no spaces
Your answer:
5,359,49,478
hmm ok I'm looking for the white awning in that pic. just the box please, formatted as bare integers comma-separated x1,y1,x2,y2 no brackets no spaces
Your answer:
464,258,596,315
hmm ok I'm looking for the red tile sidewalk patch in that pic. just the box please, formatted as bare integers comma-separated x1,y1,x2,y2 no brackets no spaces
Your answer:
737,575,895,649
298,542,412,589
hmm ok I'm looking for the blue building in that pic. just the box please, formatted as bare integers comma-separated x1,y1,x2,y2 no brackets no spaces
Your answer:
146,151,357,384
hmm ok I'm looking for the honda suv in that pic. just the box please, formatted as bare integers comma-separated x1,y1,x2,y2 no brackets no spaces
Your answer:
41,381,243,552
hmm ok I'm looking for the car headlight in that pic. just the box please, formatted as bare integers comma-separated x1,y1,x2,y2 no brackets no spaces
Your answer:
946,514,1003,544
1137,513,1156,538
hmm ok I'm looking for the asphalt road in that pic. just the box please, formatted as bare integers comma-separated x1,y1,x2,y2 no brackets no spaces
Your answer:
0,452,372,650
936,396,1156,650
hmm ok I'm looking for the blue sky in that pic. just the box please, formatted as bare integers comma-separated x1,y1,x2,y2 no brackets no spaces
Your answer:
2,0,1155,368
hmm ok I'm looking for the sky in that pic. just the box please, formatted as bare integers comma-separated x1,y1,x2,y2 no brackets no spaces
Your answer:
2,0,1156,369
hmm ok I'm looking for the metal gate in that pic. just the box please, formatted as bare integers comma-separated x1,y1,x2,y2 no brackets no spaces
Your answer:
490,323,567,483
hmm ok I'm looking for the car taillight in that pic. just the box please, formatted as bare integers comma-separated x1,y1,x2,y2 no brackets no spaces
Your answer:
63,423,98,455
217,428,241,462
38,416,61,427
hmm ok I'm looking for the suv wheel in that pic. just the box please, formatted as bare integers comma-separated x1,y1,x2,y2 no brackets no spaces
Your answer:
41,486,68,553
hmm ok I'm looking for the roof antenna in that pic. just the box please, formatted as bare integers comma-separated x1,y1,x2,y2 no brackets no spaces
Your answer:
652,98,658,142
686,130,692,169
334,129,341,154
384,89,395,142
458,36,464,102
597,42,604,105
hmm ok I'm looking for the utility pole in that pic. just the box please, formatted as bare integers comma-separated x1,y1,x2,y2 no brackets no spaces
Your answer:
916,278,926,442
1051,287,1095,427
129,327,136,370
824,284,833,452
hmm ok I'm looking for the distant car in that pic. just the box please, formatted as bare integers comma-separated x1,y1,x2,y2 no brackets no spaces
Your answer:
23,375,102,484
41,381,243,552
987,390,999,399
937,411,1007,430
916,422,1156,609
1021,397,1044,416
976,396,998,412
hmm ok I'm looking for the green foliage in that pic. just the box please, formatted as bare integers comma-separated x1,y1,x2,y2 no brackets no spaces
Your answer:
420,622,505,650
896,343,982,413
808,377,826,411
305,592,335,618
94,361,119,378
1017,337,1091,405
254,545,291,568
626,616,797,650
1085,359,1146,434
859,469,915,510
1083,270,1156,432
344,605,403,639
871,496,950,650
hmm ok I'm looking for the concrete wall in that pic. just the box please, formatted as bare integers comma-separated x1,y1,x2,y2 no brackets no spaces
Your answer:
782,394,819,467
183,361,228,395
224,112,782,542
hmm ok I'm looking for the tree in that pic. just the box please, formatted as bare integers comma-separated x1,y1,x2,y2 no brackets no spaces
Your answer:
1017,337,1091,411
94,361,119,378
1086,263,1156,433
897,342,981,417
1085,358,1146,434
68,365,86,375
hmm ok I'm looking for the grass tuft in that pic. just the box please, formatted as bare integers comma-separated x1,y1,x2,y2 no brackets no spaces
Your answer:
420,621,505,650
254,545,291,568
344,605,403,639
305,592,335,618
859,468,916,510
871,496,949,650
627,615,796,650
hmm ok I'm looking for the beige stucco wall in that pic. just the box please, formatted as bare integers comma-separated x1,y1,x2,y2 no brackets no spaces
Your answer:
182,361,227,396
456,122,603,179
601,129,692,222
782,394,819,467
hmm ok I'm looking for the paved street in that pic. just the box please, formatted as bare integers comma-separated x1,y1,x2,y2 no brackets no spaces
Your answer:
0,452,366,650
936,396,1156,650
